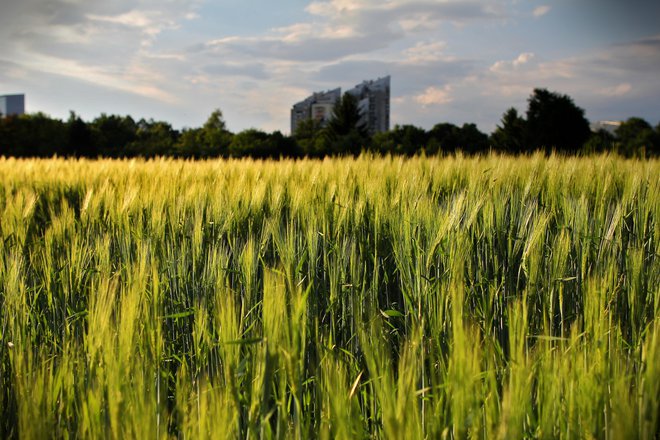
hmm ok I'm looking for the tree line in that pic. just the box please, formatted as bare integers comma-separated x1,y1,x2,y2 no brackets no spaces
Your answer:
1,88,658,159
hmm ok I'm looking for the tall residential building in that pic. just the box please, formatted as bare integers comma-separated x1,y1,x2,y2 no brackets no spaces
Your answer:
291,88,341,134
0,94,25,117
346,76,390,135
290,76,390,135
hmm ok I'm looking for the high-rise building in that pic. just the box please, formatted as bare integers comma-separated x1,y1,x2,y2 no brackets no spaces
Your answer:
290,76,390,135
0,94,25,117
291,88,341,134
346,76,390,135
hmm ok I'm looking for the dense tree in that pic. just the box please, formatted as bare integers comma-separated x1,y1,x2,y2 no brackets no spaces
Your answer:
1,100,658,158
325,93,369,155
200,109,232,156
456,123,489,154
270,131,300,158
293,118,326,157
90,114,137,157
490,108,528,153
176,110,233,158
175,128,205,158
425,123,488,155
583,129,616,154
615,117,658,157
67,111,95,157
526,88,591,153
372,124,427,155
126,119,178,157
426,122,460,154
0,113,67,157
229,129,296,158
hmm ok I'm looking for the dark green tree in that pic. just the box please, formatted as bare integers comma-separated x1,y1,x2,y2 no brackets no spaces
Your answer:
67,111,95,157
294,118,326,157
176,109,232,158
175,128,203,158
490,108,528,153
269,131,300,158
201,109,232,156
0,113,67,157
426,122,490,155
583,129,616,154
90,114,137,157
372,124,427,155
456,123,489,154
325,93,369,155
229,129,296,158
526,88,591,153
127,119,178,157
615,117,658,157
426,123,460,154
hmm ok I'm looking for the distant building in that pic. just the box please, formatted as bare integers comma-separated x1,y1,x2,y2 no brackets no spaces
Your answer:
590,120,621,135
291,88,341,134
290,76,390,135
346,76,390,135
0,94,25,117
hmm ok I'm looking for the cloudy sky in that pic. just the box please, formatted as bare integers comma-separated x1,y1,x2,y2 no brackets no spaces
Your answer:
1,0,659,133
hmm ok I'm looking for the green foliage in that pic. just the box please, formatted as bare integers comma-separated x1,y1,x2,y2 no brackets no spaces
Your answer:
0,113,67,157
325,93,369,155
0,154,658,438
66,111,95,157
424,122,489,154
176,109,233,158
454,123,489,153
615,117,659,157
1,98,659,158
294,118,326,157
371,124,427,155
89,114,137,157
583,128,617,154
228,129,296,158
526,88,591,152
491,107,528,153
127,119,178,157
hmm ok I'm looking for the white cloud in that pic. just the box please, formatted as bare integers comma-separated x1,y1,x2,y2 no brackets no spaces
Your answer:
598,83,632,97
414,85,453,106
403,41,449,63
1,0,658,134
513,52,535,66
273,22,358,42
87,11,155,29
533,5,551,18
490,52,535,72
306,0,388,17
17,53,177,103
0,0,199,115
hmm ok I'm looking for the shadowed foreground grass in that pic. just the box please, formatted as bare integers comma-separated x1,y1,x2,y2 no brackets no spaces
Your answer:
0,153,658,438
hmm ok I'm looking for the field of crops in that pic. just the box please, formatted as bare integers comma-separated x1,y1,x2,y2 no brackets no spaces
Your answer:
0,154,658,438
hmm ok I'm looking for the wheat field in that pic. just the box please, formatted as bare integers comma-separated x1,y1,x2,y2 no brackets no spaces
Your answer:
0,154,658,438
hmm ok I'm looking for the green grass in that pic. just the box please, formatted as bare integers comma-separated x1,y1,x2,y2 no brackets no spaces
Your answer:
0,153,658,438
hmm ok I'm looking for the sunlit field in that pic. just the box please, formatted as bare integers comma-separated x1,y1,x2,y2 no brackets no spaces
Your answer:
0,154,658,438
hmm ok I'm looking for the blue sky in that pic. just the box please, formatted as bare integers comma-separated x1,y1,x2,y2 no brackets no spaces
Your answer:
1,0,658,134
